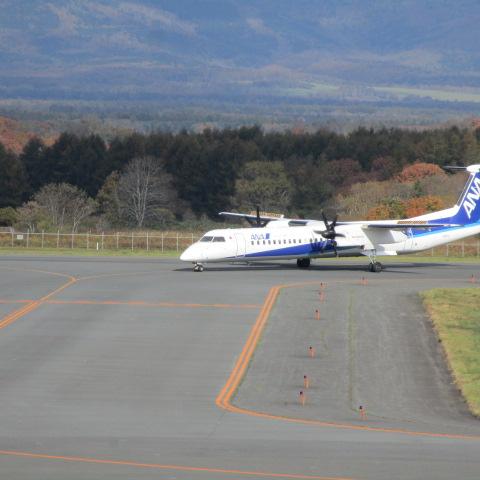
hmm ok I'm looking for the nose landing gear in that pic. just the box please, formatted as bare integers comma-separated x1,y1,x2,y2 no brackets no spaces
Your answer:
193,263,204,272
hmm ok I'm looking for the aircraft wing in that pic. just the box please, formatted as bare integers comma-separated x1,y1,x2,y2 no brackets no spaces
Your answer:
362,222,462,229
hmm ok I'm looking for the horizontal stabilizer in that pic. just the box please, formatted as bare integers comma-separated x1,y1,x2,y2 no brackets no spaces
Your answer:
219,211,284,222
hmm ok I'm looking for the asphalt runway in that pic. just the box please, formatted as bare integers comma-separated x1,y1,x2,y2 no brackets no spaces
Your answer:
0,256,479,480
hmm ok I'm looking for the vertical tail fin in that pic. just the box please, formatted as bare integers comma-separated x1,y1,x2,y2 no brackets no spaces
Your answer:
446,165,480,225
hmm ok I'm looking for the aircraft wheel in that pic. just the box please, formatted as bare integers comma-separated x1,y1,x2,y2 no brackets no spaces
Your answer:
296,258,311,268
193,264,204,272
373,262,382,273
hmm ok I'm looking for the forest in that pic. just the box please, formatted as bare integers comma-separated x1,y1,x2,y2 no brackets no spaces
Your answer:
0,125,479,232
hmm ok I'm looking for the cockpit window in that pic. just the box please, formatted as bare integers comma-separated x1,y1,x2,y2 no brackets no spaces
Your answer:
200,236,214,242
213,236,226,242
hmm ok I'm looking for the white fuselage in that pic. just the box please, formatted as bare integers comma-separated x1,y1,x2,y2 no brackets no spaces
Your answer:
180,222,480,264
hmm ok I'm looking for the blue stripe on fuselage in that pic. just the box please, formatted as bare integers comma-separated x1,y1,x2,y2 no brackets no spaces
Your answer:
242,240,339,258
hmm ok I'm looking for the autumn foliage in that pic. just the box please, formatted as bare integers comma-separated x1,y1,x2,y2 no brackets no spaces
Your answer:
396,162,445,183
404,195,445,217
367,195,444,220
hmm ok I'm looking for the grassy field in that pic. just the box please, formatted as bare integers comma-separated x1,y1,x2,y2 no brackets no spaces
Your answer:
421,288,480,417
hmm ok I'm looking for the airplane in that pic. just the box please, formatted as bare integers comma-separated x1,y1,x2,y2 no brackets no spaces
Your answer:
180,165,480,272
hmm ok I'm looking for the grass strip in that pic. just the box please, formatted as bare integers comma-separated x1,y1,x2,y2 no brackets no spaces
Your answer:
421,288,480,416
0,247,179,258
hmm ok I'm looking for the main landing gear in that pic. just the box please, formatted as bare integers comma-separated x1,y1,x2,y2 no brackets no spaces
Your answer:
296,258,311,268
369,261,383,273
193,263,204,272
366,249,383,273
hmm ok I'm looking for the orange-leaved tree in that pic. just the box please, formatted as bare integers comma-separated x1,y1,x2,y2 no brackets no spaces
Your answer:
404,195,444,217
367,199,406,220
396,162,445,183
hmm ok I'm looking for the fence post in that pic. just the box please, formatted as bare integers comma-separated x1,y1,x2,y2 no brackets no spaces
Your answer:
86,232,89,250
57,230,60,249
161,233,164,253
146,231,149,251
462,240,464,257
176,232,179,252
116,232,119,249
71,232,74,249
131,232,134,252
101,232,104,250
446,243,449,257
41,230,44,248
191,233,194,245
26,231,29,248
11,230,13,247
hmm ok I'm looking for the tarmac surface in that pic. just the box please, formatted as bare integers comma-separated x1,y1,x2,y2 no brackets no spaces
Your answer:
0,255,479,480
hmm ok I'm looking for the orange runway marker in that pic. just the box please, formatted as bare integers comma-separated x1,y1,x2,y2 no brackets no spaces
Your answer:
0,299,32,305
0,450,351,480
303,375,310,389
319,292,325,303
315,309,320,321
46,299,261,309
358,406,367,421
469,274,477,283
0,275,77,331
299,390,306,406
308,346,316,358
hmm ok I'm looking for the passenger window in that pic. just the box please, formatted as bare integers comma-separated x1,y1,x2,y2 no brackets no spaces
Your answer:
293,239,296,243
251,241,254,245
257,241,260,245
283,239,286,244
263,240,265,244
268,240,271,244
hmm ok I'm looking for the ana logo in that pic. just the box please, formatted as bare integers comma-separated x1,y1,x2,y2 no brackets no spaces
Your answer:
463,177,480,219
251,233,270,241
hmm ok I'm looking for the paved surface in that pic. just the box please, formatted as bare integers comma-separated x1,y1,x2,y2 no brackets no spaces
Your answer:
0,256,479,480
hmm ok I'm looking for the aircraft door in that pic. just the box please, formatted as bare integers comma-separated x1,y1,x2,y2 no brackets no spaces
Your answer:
235,233,246,258
404,228,414,252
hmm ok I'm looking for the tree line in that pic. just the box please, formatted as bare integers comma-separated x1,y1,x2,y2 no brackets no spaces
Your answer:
0,125,479,231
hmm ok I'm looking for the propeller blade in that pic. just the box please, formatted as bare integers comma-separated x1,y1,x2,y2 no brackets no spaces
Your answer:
331,215,338,229
332,240,338,257
321,211,329,230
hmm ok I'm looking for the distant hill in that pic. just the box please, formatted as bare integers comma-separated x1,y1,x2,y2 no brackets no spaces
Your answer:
1,0,480,108
0,116,56,154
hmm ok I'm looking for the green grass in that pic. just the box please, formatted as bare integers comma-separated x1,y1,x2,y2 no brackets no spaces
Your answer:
0,247,179,258
421,288,480,416
0,248,479,264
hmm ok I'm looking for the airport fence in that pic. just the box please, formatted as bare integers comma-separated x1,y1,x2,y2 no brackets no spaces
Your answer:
0,231,202,252
0,230,479,257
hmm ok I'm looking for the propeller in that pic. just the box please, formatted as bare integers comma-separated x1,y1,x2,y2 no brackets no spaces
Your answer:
245,206,268,227
256,206,262,227
318,212,345,256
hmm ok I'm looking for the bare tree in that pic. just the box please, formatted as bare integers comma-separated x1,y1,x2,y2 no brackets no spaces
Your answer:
117,156,174,228
34,183,97,231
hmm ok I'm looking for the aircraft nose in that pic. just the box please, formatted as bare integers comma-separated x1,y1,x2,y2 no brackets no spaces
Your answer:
180,245,198,262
